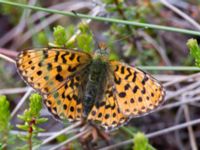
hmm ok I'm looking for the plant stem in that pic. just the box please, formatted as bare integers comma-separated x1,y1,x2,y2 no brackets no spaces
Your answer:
138,66,200,71
0,0,200,36
28,131,32,150
28,120,34,150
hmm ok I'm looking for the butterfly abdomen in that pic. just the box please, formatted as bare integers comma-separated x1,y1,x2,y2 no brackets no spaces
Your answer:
83,59,108,117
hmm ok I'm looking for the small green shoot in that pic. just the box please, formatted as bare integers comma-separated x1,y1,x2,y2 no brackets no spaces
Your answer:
77,22,95,53
51,24,95,52
53,25,68,47
17,93,48,150
187,39,200,67
50,25,76,48
133,132,155,150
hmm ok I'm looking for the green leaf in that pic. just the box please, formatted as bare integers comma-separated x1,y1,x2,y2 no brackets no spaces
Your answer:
17,134,29,141
35,118,48,124
34,127,45,132
17,114,26,121
17,124,29,131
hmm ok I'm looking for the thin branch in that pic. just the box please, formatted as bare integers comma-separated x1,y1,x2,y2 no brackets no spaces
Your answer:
160,0,200,31
0,87,29,95
0,0,200,36
174,105,185,149
0,53,16,64
0,48,17,57
183,104,198,150
138,66,200,71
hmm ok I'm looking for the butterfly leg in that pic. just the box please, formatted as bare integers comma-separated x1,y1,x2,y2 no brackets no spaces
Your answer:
80,123,112,147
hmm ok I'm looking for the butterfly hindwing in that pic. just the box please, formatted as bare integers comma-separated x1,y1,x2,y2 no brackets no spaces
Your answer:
88,80,128,131
110,61,165,117
16,48,92,94
44,70,88,121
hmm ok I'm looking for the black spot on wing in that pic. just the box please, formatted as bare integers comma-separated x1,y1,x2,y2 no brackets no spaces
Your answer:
55,74,64,82
114,76,121,84
125,67,132,79
54,51,60,62
142,74,149,85
120,66,125,74
61,52,69,63
119,92,126,98
69,53,75,61
132,71,137,82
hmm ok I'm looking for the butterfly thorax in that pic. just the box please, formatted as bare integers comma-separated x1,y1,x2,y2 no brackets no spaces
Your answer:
83,55,108,117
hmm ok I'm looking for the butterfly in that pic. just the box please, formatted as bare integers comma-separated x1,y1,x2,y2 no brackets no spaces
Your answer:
16,47,165,131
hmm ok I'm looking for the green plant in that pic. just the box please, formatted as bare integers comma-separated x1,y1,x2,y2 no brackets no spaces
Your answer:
187,38,200,67
133,132,155,150
0,95,11,149
76,22,95,53
50,24,95,52
53,25,68,46
17,94,48,150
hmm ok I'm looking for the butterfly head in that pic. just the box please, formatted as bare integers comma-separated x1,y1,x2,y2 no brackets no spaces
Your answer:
94,42,109,61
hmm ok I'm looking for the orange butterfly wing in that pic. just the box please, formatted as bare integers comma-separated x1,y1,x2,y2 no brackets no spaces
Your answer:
110,61,165,117
87,60,165,131
44,70,88,121
87,81,128,130
17,48,92,94
17,48,92,121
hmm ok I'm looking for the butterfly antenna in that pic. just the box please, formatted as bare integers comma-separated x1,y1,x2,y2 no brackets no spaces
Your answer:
111,34,134,44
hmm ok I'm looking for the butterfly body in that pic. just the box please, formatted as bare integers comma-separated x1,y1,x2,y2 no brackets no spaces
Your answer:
83,57,108,116
16,48,165,131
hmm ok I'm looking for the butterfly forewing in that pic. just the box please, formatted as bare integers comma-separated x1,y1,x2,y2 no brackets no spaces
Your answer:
110,61,165,117
16,48,92,94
